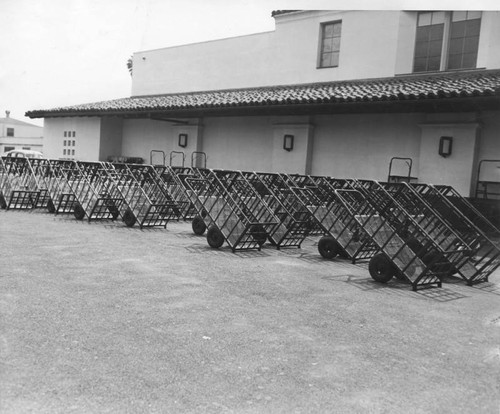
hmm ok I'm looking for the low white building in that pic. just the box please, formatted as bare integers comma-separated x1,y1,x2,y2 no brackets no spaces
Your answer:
27,10,500,198
0,111,43,154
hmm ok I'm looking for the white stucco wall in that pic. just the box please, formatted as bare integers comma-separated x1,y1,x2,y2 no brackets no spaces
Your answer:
43,117,101,161
201,117,273,172
311,113,424,180
131,10,500,97
121,119,173,164
99,117,123,161
0,121,43,153
132,11,404,96
477,11,500,69
418,123,480,196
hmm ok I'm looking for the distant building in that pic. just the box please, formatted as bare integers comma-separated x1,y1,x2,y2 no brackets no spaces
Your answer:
0,111,43,154
26,10,500,197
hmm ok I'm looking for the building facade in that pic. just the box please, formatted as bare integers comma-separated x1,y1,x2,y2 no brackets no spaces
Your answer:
0,111,43,154
27,10,500,197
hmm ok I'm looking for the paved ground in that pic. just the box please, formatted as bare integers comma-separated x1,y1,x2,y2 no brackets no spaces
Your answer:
1,209,500,414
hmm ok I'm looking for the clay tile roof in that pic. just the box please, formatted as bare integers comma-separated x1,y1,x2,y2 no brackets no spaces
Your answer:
26,69,500,119
271,10,302,17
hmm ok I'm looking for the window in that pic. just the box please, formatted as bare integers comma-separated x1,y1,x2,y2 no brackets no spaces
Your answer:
448,11,481,70
22,147,31,150
413,11,481,73
4,146,15,152
62,131,76,158
6,128,14,137
318,21,342,68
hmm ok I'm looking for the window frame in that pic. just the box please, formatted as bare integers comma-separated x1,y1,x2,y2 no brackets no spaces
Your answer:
317,20,342,69
412,11,482,73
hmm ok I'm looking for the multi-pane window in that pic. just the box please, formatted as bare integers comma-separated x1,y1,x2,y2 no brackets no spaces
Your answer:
6,128,14,137
62,131,76,158
318,21,342,68
413,11,482,73
414,12,445,72
447,11,482,70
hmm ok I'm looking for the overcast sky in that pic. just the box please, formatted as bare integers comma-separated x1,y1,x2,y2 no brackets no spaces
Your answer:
1,0,496,127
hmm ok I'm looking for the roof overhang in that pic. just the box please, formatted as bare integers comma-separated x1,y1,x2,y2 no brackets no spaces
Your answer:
26,69,500,120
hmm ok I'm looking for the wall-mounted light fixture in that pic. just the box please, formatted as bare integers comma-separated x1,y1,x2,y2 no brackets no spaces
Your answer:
283,134,294,152
178,133,188,148
439,136,453,158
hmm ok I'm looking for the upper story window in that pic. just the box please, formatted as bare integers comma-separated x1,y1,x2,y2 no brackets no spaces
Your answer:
413,11,481,73
318,21,342,68
6,128,14,137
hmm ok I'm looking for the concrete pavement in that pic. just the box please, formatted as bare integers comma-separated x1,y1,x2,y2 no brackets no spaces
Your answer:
1,209,499,413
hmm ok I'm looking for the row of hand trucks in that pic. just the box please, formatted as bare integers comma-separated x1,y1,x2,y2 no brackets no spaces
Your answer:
1,155,499,291
0,157,183,229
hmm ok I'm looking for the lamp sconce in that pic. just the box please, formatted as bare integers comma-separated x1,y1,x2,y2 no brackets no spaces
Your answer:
439,136,453,158
178,133,188,148
283,134,294,152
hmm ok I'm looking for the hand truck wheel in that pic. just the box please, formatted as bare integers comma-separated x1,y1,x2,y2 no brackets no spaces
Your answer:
207,226,224,248
73,203,85,220
192,215,207,235
47,199,55,214
123,208,137,227
318,236,339,259
369,253,396,283
250,224,267,246
0,193,7,209
109,206,120,220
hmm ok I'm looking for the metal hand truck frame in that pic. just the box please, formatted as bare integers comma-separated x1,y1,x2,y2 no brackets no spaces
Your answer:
155,166,200,222
43,160,81,214
283,174,380,263
105,163,181,228
334,188,451,291
184,169,279,252
359,181,474,285
66,161,124,221
238,171,312,249
404,183,500,285
0,156,40,210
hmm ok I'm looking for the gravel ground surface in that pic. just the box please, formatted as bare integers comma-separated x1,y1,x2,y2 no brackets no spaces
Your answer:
1,209,500,414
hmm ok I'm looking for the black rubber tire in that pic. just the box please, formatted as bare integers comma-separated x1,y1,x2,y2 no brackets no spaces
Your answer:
47,199,55,214
108,205,120,220
207,226,224,248
250,224,267,246
369,253,396,283
0,193,7,210
73,203,85,220
192,215,207,235
123,208,137,227
318,236,339,259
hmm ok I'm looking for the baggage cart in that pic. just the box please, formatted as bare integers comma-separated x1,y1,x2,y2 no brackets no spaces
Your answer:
0,156,40,210
283,174,380,263
156,166,199,221
43,160,80,214
334,188,449,291
67,161,124,221
25,158,52,208
403,183,500,285
359,181,474,285
184,169,279,252
106,163,180,228
240,171,311,248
